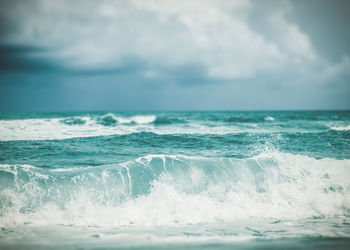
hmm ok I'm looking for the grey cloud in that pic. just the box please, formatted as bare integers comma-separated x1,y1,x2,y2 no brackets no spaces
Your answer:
0,44,58,72
0,0,349,110
287,0,350,62
0,0,320,78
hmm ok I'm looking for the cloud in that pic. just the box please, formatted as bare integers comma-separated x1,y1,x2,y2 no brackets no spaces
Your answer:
0,44,51,72
0,0,349,90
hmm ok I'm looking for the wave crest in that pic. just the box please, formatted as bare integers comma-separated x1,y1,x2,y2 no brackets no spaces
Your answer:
1,152,349,227
98,113,156,126
330,125,350,131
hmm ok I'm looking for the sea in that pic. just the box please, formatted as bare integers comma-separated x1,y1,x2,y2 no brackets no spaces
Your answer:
0,111,349,249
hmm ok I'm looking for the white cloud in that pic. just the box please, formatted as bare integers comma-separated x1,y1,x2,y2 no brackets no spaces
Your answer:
1,0,348,84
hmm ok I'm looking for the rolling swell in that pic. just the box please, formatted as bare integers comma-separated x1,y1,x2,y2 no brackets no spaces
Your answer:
1,111,349,142
1,152,349,227
153,116,187,125
1,129,349,172
60,117,87,125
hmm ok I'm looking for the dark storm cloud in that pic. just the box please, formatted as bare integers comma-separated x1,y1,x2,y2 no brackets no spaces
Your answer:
0,44,148,76
0,44,57,72
0,0,349,110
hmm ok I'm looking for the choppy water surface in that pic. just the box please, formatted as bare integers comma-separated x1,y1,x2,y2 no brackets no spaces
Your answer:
0,111,350,249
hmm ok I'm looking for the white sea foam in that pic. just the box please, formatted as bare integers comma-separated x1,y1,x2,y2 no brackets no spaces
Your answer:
1,152,349,228
118,115,156,124
264,116,275,121
330,125,350,131
100,113,156,124
0,117,234,141
0,116,142,141
0,115,320,141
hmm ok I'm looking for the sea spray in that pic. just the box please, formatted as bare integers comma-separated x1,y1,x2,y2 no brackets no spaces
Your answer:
1,152,349,227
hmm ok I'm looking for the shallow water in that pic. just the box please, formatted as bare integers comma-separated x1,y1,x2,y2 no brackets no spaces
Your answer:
0,111,350,249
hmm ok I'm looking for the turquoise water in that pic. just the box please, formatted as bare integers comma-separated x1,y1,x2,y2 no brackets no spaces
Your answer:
0,111,350,249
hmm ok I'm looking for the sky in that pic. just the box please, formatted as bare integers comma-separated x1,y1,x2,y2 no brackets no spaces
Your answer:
0,0,349,111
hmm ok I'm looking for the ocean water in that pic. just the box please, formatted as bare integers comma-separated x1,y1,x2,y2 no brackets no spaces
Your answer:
0,111,350,249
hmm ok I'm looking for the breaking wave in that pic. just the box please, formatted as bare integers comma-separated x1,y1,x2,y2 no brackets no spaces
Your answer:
2,115,348,141
330,125,350,131
0,114,157,141
97,113,156,126
1,152,349,227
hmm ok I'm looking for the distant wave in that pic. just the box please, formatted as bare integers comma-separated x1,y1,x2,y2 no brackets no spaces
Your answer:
97,113,156,126
0,116,250,141
0,115,157,141
1,152,349,227
225,117,258,123
153,116,186,125
0,113,347,141
330,125,350,131
60,114,157,127
60,117,87,125
221,116,274,123
264,116,275,121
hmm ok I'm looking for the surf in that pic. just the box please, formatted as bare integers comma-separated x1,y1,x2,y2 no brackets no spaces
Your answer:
1,152,349,227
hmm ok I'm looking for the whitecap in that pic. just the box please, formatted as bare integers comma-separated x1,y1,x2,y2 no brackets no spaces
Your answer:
1,152,350,227
330,125,350,131
264,116,275,121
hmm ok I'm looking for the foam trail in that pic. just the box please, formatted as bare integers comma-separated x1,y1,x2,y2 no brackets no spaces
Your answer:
330,125,350,131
